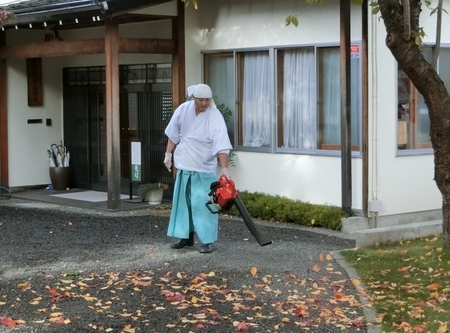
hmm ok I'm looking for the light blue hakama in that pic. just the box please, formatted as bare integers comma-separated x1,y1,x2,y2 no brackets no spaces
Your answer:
167,170,218,244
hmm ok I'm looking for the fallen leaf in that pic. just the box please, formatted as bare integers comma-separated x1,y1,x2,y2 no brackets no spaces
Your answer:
428,283,439,290
250,267,257,276
437,323,448,333
0,316,20,327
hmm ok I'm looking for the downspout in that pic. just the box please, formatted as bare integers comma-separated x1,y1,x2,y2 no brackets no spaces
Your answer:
370,9,379,228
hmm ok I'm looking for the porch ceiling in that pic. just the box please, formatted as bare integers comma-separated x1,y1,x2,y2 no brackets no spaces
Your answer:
1,0,174,30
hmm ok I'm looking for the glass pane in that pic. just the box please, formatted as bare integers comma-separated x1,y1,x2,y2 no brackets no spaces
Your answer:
204,53,235,145
278,48,317,149
439,49,450,98
319,47,340,146
350,56,361,146
239,51,271,147
397,48,432,149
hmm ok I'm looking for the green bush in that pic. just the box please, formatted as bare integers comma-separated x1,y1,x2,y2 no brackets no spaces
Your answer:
227,191,348,231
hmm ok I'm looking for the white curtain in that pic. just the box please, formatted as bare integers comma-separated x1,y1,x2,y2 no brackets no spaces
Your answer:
321,48,341,145
242,51,271,147
282,48,316,149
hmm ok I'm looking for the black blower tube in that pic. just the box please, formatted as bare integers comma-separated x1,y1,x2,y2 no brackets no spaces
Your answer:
233,196,272,246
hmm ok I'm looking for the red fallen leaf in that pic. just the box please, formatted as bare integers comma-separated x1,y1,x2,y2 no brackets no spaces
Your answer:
0,316,19,327
217,289,231,295
47,287,66,302
197,323,205,329
413,324,426,333
335,292,346,299
236,321,251,332
295,319,313,327
161,290,174,297
293,306,309,317
49,315,66,324
129,272,144,279
163,271,172,278
352,320,366,328
133,280,151,287
330,284,341,291
428,282,439,290
166,294,185,302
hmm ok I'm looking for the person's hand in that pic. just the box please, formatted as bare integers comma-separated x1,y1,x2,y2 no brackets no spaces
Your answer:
164,153,172,172
221,167,231,179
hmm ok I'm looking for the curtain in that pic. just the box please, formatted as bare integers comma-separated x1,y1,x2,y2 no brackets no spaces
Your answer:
242,51,271,147
320,48,341,145
282,48,316,149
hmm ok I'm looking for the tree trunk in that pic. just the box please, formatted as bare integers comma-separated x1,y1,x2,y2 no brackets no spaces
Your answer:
378,0,450,247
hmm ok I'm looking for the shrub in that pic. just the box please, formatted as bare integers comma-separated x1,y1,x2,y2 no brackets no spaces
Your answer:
227,191,348,231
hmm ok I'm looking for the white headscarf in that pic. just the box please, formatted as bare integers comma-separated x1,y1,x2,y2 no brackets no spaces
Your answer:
187,84,217,109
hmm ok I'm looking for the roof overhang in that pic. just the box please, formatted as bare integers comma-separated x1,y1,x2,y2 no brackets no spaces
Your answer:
1,0,174,29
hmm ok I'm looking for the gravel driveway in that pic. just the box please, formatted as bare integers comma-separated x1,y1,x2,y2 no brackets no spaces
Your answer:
0,199,367,333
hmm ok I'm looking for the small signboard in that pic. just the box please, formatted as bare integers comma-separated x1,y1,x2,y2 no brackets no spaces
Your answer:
350,44,360,59
131,141,141,182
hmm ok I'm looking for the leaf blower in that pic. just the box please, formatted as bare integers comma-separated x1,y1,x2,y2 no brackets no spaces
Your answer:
206,175,272,246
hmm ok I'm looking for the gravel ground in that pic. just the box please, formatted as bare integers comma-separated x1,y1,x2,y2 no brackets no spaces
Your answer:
0,199,368,333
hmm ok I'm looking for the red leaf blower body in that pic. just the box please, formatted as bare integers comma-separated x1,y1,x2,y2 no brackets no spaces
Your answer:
206,175,272,246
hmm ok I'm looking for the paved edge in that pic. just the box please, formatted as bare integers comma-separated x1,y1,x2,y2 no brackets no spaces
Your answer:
330,250,382,333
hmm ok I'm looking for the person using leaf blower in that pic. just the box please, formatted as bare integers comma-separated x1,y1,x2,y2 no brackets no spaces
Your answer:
163,84,232,254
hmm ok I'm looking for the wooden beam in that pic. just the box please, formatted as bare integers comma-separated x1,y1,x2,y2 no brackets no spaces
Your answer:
0,40,105,59
0,38,175,59
171,1,185,109
0,32,8,187
119,38,175,54
105,18,121,209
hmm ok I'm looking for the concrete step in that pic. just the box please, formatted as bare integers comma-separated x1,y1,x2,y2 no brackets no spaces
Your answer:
355,220,442,248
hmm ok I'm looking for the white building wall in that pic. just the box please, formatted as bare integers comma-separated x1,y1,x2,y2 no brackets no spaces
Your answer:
185,0,445,217
186,0,364,210
367,10,443,217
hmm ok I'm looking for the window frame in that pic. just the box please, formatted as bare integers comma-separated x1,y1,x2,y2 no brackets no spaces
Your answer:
203,43,363,157
396,45,438,154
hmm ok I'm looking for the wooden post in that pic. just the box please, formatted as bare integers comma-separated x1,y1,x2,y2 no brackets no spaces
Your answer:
105,19,121,209
340,0,352,214
172,1,186,109
361,0,369,217
0,31,8,187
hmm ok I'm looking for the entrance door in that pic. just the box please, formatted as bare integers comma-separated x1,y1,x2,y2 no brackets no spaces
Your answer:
63,66,173,194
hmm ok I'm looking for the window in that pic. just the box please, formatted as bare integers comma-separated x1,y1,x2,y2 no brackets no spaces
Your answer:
204,44,362,153
397,48,435,150
277,47,316,149
317,47,361,150
237,51,271,148
204,53,235,145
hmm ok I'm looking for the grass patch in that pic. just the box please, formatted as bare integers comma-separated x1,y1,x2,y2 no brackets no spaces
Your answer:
340,235,450,333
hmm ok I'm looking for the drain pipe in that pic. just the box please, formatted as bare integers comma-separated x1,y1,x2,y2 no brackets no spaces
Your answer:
369,8,380,229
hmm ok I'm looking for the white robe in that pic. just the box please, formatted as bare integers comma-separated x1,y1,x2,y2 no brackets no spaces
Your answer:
164,100,232,173
164,100,232,243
